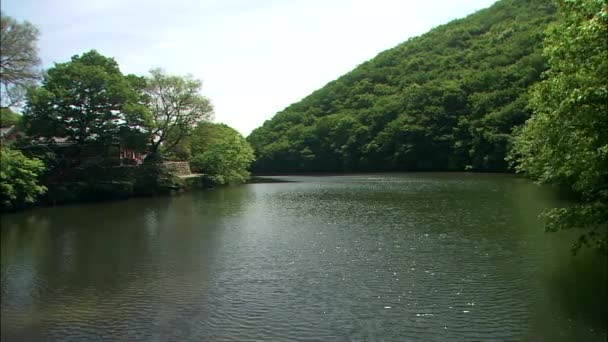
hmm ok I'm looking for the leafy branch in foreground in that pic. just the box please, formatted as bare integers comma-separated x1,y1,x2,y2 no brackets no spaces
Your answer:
0,146,46,209
510,0,608,254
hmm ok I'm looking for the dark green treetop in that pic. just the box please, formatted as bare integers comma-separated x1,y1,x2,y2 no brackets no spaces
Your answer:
23,50,150,149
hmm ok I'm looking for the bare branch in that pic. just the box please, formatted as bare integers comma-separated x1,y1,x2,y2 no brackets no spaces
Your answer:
0,12,41,107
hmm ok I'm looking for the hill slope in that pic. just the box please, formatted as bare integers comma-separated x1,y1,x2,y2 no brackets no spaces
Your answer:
247,0,556,172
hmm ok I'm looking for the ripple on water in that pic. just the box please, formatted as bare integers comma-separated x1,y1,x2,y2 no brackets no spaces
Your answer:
1,174,606,341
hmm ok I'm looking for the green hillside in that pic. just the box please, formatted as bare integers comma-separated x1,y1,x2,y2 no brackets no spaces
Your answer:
247,0,557,173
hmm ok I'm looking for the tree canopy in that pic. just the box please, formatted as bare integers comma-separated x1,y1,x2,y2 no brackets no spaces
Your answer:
144,68,213,155
23,50,150,149
247,0,556,173
190,122,255,185
510,0,608,253
0,12,40,107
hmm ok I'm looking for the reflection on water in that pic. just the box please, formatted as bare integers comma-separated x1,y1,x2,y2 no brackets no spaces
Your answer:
1,174,606,341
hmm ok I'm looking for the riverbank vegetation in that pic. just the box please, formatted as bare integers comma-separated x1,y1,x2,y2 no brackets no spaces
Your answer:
510,0,607,253
0,14,254,211
1,1,605,253
0,146,46,208
190,122,255,185
246,0,606,252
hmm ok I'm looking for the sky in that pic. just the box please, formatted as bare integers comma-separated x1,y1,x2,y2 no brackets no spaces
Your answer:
2,0,497,136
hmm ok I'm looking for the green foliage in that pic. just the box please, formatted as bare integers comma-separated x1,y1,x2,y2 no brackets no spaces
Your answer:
2,49,238,207
0,12,40,107
144,68,213,155
160,134,192,161
0,107,20,127
19,46,152,203
133,160,179,196
248,0,557,173
0,146,46,209
510,0,608,253
190,122,255,185
23,50,150,149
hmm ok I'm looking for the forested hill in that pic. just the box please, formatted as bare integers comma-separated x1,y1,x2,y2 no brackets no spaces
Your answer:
247,0,556,173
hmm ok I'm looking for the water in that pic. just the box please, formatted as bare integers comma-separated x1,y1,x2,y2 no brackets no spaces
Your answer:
1,173,606,341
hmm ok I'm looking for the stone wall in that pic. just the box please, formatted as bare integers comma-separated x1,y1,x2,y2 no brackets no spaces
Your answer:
161,161,192,176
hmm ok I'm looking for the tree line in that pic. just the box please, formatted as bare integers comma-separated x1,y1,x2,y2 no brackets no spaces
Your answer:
0,13,254,210
246,0,606,252
1,0,605,253
248,0,556,173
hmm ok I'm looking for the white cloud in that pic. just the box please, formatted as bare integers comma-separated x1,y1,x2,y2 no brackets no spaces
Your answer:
2,0,497,135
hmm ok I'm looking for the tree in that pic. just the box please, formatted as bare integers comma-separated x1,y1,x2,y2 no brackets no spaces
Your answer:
144,68,213,156
0,12,40,107
510,0,607,253
23,50,150,149
190,122,255,185
0,146,46,209
0,107,20,127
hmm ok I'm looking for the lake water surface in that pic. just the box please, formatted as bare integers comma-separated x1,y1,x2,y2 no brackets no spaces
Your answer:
1,173,606,341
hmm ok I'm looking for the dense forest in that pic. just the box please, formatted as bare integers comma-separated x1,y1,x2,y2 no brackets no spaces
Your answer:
247,0,556,173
